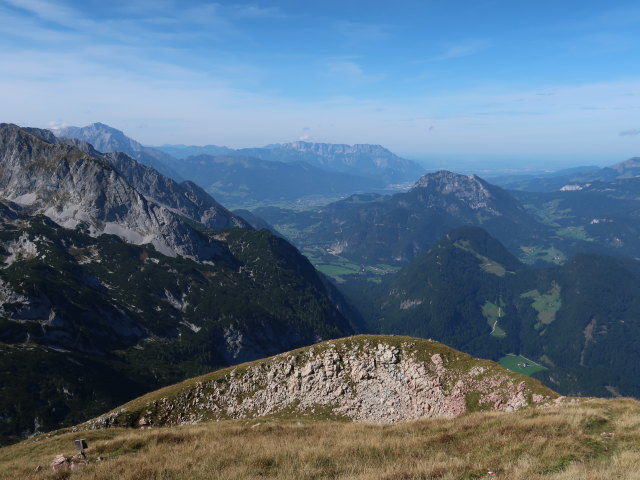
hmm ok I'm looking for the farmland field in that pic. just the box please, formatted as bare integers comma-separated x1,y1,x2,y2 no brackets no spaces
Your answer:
499,354,547,376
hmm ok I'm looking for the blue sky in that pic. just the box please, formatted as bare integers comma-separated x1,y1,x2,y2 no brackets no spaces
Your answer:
2,0,640,167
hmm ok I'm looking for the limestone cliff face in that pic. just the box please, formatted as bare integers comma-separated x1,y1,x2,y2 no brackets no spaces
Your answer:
0,124,241,261
237,141,425,182
87,336,558,430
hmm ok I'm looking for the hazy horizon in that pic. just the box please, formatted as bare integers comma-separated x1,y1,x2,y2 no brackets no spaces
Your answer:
2,0,639,164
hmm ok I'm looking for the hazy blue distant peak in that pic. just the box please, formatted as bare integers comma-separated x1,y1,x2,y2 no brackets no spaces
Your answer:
54,122,138,154
610,157,640,172
51,122,182,181
267,141,393,153
154,144,234,159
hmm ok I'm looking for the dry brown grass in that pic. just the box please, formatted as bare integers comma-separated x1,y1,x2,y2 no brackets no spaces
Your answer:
1,397,639,480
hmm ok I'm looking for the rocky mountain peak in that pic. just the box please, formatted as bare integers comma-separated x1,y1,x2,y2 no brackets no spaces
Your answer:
609,157,640,177
277,141,392,156
410,170,497,211
53,122,181,180
53,122,137,154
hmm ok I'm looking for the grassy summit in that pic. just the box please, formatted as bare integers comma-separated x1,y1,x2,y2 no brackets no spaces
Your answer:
0,397,638,479
76,335,556,430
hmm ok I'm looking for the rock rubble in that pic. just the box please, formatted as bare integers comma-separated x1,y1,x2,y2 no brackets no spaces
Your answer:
88,338,556,430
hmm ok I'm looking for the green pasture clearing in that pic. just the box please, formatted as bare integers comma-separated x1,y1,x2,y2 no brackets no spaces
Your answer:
525,199,572,226
521,282,561,329
519,245,566,265
364,264,401,274
302,248,401,283
455,240,506,276
314,263,361,283
499,354,548,376
555,226,593,241
481,261,506,277
482,300,507,338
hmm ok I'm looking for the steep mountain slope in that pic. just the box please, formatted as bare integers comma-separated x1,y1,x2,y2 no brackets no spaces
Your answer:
235,141,426,183
0,124,241,260
378,227,524,357
0,203,353,445
375,226,640,398
45,130,249,231
84,335,557,431
255,171,548,266
53,123,181,180
169,154,383,206
99,152,249,230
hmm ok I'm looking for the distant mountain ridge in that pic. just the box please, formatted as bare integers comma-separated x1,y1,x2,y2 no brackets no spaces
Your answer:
54,123,420,205
155,139,426,184
53,122,182,180
491,157,640,192
234,141,425,183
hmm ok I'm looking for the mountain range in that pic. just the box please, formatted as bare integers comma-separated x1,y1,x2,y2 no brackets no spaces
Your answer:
3,119,640,450
255,166,640,271
154,141,427,184
0,124,355,445
53,123,425,208
225,141,426,183
253,170,551,266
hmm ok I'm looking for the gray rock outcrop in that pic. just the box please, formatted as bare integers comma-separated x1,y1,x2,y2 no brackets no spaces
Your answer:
87,337,557,429
0,124,242,261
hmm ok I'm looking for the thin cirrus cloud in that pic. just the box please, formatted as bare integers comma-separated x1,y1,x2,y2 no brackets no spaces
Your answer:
326,60,385,83
333,20,392,44
2,0,83,26
424,41,489,62
231,5,287,19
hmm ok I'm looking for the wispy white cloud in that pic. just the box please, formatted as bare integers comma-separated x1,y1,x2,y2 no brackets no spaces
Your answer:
2,0,86,27
424,40,489,62
231,5,286,19
333,21,391,43
325,59,385,83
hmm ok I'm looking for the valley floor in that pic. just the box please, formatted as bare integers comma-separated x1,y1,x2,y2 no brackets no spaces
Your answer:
2,398,639,479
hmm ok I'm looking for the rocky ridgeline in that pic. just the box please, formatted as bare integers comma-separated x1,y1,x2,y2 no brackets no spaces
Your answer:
86,336,558,429
0,124,245,261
